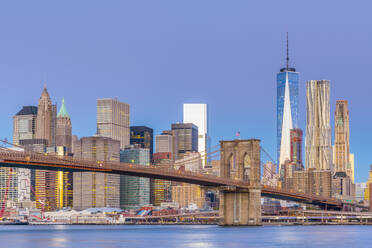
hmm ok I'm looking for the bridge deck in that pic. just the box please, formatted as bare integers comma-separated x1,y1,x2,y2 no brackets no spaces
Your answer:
0,149,346,209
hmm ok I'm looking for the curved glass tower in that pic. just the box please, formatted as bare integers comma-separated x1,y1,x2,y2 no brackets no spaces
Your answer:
277,35,299,170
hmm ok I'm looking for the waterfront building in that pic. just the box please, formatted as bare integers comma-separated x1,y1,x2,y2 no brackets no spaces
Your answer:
292,169,332,197
130,126,153,159
152,152,172,206
96,98,130,149
305,80,332,171
355,182,367,203
36,87,56,146
120,146,150,210
56,98,72,154
171,184,205,209
171,123,198,160
3,107,38,207
171,153,205,209
277,35,299,171
73,136,120,210
183,104,209,167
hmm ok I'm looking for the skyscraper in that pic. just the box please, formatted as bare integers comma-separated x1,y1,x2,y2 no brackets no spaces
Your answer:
96,98,130,149
13,106,38,146
305,80,331,171
171,123,198,160
36,87,56,146
277,34,299,170
290,128,303,167
73,136,120,210
56,98,72,154
155,133,173,155
130,126,153,158
334,100,350,173
120,146,150,210
183,104,208,166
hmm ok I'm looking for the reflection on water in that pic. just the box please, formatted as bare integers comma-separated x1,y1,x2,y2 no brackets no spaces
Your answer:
0,225,371,248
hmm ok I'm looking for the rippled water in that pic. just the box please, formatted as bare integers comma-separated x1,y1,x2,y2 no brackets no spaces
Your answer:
0,224,371,248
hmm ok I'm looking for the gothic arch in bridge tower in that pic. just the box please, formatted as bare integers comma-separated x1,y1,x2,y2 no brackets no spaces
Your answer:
219,139,262,226
243,153,251,182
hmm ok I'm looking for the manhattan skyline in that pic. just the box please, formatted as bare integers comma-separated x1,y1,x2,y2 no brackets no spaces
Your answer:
1,1,371,183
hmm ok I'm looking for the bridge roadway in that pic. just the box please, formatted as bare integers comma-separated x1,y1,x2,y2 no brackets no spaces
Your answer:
0,149,344,209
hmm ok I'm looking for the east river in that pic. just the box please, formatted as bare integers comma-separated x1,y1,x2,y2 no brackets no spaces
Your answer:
0,225,371,247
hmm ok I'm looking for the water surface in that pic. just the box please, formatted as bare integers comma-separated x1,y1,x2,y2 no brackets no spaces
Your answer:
0,224,371,248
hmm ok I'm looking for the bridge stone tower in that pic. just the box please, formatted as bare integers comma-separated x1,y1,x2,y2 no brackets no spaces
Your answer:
219,139,261,226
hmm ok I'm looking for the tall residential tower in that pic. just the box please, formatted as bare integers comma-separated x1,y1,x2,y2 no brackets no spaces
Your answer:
305,80,332,171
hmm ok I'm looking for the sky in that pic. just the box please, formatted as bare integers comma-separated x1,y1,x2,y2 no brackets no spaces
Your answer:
0,1,371,182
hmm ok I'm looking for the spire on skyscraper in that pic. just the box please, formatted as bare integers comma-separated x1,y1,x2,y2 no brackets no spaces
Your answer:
286,32,289,70
57,98,70,118
280,32,295,72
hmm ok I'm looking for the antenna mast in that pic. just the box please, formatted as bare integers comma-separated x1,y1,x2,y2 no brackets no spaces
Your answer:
286,32,289,70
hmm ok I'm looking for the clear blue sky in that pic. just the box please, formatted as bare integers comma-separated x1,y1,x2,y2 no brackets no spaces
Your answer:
0,1,371,182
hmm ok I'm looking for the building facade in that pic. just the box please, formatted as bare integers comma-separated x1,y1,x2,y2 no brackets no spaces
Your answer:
334,100,350,173
183,104,209,166
305,80,332,171
290,128,303,168
155,133,173,155
56,98,72,154
119,146,150,210
130,126,153,159
36,87,56,146
171,123,198,160
96,98,130,149
13,106,38,146
73,136,120,210
277,61,299,171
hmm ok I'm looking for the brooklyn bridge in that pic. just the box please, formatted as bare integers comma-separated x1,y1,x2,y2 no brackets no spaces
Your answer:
0,139,363,226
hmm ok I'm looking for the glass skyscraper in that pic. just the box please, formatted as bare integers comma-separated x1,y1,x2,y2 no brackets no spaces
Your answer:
277,39,299,169
120,147,150,210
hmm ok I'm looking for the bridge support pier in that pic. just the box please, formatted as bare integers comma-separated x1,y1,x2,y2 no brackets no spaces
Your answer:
219,186,261,226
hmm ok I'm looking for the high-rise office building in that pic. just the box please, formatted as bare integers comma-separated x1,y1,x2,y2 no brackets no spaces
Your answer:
277,35,299,170
120,146,150,210
73,136,120,210
171,123,198,160
56,98,72,154
13,106,38,146
290,128,303,167
36,87,56,146
7,107,37,206
183,104,208,166
96,98,130,149
305,80,331,171
155,133,173,155
130,126,153,158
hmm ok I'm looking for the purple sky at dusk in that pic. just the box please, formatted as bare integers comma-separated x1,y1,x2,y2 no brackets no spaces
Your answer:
0,1,371,182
